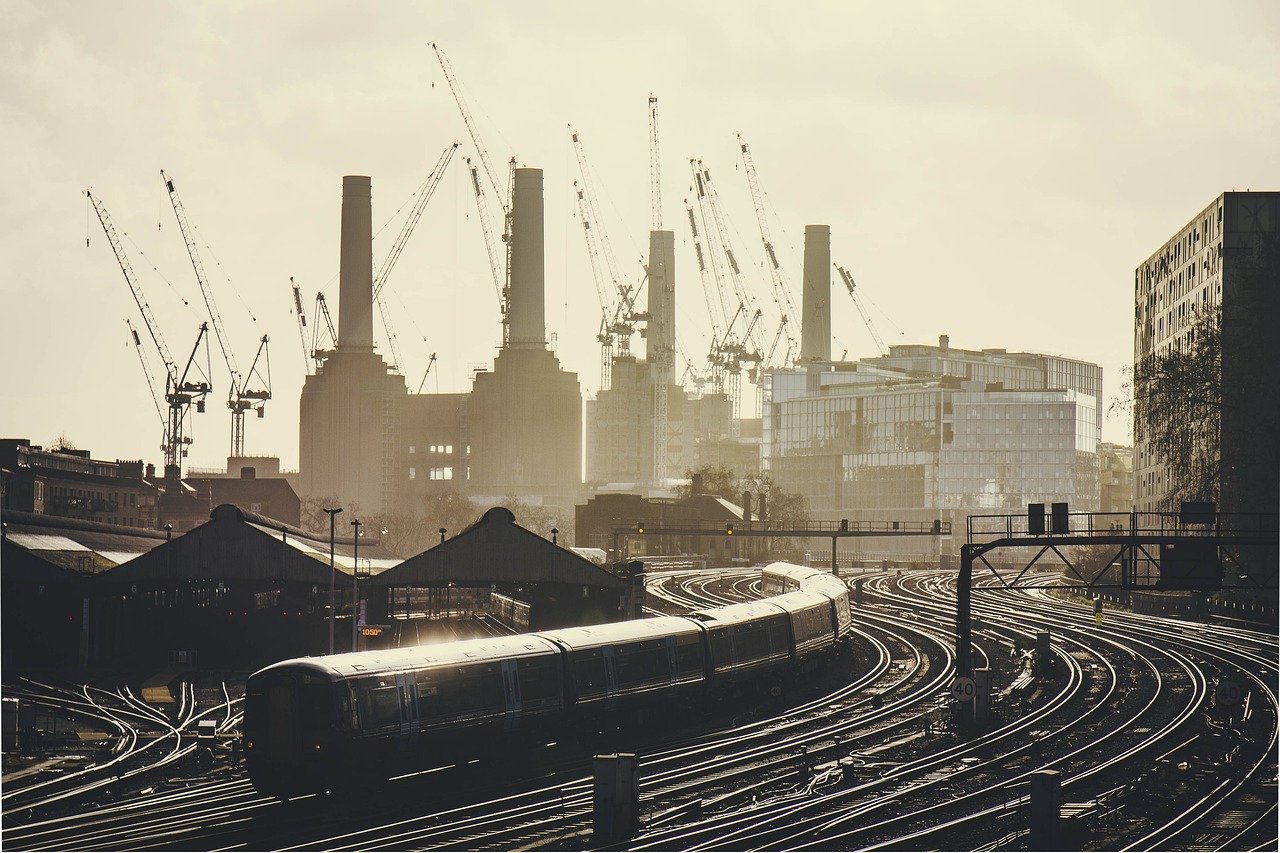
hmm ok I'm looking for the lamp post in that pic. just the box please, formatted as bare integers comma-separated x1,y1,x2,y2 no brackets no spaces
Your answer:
322,507,343,654
350,518,362,653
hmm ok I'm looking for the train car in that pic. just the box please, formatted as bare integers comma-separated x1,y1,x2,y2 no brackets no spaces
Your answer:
687,599,792,681
539,616,706,717
244,562,853,797
243,634,563,797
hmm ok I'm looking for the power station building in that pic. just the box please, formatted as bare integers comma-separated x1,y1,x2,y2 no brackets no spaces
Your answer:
298,170,581,518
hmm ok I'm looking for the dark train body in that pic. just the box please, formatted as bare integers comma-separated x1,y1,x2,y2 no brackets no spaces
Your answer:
243,563,850,797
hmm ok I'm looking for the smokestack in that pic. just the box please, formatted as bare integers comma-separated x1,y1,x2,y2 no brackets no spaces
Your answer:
338,176,374,350
939,334,950,350
509,168,545,347
647,230,676,362
801,224,831,362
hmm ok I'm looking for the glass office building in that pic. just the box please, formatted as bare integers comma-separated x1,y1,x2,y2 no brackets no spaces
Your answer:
765,339,1101,562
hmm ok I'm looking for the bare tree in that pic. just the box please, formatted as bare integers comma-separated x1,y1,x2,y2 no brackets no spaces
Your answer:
1119,303,1222,508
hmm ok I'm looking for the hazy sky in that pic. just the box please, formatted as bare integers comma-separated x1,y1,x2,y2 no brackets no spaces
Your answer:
3,0,1277,474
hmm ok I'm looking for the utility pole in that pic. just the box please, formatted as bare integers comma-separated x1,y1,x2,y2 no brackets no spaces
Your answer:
323,507,343,654
350,518,362,653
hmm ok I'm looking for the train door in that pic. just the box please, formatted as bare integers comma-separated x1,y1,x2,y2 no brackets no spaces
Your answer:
664,636,678,685
266,680,299,764
602,647,618,698
501,659,523,729
395,671,419,749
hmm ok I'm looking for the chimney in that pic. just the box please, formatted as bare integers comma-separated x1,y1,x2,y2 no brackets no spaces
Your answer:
758,492,767,522
691,472,704,495
647,230,676,363
939,334,950,351
742,491,752,522
337,176,374,350
801,224,831,362
146,463,156,480
509,168,545,347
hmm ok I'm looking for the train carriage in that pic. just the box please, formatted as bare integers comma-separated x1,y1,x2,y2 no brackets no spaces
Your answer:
244,562,853,797
688,600,792,680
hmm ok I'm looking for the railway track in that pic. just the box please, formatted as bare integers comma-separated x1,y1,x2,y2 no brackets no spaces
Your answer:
2,568,1274,851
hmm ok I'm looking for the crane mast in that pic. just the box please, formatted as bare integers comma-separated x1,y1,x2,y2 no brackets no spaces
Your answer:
87,189,212,472
162,170,271,457
433,43,515,346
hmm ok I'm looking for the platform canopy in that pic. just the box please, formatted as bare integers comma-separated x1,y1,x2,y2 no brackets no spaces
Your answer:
2,509,168,577
373,506,628,590
99,504,401,586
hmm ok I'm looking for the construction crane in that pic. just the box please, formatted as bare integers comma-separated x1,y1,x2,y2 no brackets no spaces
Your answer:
687,159,767,418
369,142,460,375
312,292,338,364
433,43,515,345
835,263,887,356
87,189,212,472
126,319,166,436
569,127,644,390
416,352,438,394
737,134,799,366
649,95,662,230
161,170,271,458
291,277,311,374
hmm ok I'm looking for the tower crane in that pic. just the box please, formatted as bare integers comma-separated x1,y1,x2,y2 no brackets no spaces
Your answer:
126,319,166,436
291,277,311,374
312,292,338,365
416,352,438,394
370,142,460,375
87,189,212,472
162,170,271,458
835,263,887,356
433,43,515,345
737,134,799,367
688,159,768,418
569,127,644,390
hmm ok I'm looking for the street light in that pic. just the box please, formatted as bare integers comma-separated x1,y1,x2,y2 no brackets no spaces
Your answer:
350,518,362,653
322,507,343,654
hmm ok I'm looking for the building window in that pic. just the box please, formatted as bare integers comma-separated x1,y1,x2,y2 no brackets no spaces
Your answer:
409,467,416,480
430,467,454,480
409,445,416,454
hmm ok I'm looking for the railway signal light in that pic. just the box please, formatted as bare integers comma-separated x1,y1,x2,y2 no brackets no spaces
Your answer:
725,523,734,535
636,522,645,534
1051,502,1069,534
1028,503,1045,535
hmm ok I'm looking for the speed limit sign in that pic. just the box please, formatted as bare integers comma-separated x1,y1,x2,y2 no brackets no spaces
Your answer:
951,676,977,703
1216,679,1242,705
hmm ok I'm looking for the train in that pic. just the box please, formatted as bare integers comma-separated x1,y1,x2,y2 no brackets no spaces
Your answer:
242,563,851,797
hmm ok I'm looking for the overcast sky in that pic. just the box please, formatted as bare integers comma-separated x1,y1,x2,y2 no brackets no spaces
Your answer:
3,0,1277,474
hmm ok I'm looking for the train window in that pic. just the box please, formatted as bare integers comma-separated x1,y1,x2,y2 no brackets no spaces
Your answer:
518,659,561,706
676,637,705,675
573,654,607,693
357,683,400,729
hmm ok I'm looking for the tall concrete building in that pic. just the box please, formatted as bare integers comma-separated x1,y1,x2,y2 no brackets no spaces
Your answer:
586,226,735,488
298,177,407,516
764,339,1102,561
1133,191,1279,516
298,176,470,518
468,168,583,513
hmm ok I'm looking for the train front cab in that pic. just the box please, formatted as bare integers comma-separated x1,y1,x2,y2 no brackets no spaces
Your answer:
244,663,342,797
